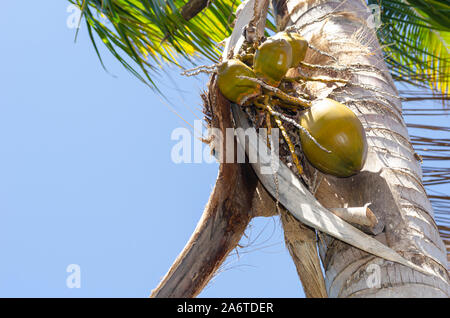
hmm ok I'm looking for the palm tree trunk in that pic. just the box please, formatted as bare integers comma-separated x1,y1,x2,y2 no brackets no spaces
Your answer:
151,78,260,297
273,0,449,297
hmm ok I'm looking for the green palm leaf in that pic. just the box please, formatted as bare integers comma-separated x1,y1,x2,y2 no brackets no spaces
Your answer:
74,0,449,95
371,0,450,95
70,0,276,90
69,0,241,90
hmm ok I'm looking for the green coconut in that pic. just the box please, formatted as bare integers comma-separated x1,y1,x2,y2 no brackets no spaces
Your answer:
299,98,368,177
253,37,293,87
273,31,308,67
217,59,261,105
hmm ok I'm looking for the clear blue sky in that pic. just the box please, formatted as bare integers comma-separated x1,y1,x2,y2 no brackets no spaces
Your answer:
0,2,305,297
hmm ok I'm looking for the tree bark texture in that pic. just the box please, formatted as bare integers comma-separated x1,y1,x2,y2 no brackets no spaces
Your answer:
273,0,449,297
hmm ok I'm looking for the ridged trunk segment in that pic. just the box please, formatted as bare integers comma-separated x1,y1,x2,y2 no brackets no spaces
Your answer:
273,0,449,297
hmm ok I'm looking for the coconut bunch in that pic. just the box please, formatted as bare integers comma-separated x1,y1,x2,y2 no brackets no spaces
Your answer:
216,31,367,178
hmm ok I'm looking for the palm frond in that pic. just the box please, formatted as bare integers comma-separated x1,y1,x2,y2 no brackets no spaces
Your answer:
69,0,241,89
75,0,449,96
370,0,450,96
404,98,450,264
